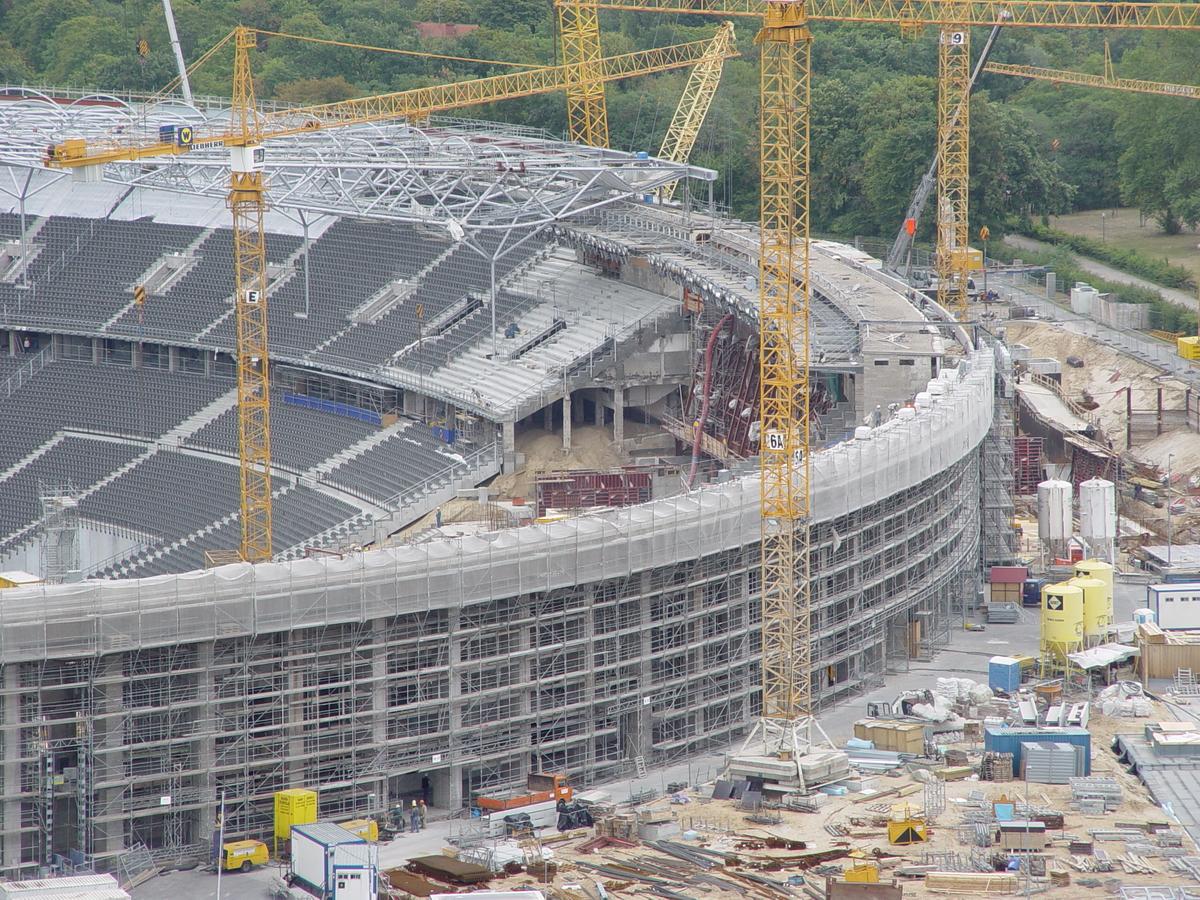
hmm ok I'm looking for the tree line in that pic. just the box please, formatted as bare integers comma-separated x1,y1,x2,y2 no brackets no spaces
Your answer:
2,0,1200,239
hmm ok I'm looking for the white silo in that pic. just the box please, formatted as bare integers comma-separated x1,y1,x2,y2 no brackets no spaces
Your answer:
1079,477,1117,563
1037,479,1073,561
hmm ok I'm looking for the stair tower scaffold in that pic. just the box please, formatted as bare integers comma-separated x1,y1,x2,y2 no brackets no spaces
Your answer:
657,22,737,203
552,0,1200,750
38,481,81,584
42,27,735,562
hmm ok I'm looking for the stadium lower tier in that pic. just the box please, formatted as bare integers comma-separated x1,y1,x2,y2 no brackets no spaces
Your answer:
0,351,991,874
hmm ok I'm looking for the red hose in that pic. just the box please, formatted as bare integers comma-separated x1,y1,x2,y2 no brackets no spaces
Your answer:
686,314,735,489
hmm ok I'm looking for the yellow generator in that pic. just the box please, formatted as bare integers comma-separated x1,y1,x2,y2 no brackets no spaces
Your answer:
222,839,269,872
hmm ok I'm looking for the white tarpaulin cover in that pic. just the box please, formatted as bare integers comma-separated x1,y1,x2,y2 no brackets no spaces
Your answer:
0,351,994,662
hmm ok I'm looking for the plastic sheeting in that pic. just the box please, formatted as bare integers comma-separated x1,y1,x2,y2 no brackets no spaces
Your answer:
0,350,994,663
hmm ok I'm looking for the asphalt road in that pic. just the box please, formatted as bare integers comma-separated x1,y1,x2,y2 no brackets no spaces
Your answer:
1004,234,1199,310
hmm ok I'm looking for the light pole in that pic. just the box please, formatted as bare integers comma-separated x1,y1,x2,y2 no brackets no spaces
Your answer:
1101,212,1107,243
980,225,990,302
1167,453,1175,570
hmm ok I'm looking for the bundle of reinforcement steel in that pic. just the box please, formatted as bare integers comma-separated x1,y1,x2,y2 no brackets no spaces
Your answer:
844,747,916,773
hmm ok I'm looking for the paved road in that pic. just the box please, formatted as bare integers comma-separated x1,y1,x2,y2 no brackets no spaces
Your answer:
1005,234,1199,310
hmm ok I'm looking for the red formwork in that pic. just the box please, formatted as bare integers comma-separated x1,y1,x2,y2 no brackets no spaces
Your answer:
1013,437,1043,495
535,468,652,517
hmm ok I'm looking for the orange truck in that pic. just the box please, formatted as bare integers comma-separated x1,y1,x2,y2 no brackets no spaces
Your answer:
476,773,572,811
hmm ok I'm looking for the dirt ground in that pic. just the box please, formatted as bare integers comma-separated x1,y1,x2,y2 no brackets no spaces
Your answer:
1003,321,1188,452
472,707,1189,900
1050,208,1200,280
390,423,654,538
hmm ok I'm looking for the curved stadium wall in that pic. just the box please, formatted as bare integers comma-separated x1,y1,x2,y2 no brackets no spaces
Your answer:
0,347,991,871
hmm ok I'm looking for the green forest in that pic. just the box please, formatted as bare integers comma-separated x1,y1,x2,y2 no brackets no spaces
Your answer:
2,0,1200,242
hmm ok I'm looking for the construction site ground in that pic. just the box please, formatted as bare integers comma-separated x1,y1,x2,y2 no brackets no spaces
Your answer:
1001,318,1200,545
128,279,1200,900
126,581,1193,900
1001,320,1190,455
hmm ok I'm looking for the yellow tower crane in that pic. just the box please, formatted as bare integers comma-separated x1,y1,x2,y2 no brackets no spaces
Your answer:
554,0,1200,750
984,40,1200,100
228,27,273,564
657,21,737,203
44,27,736,563
936,19,971,318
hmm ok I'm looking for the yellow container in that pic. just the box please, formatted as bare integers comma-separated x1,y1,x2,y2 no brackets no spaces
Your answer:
1069,576,1110,639
1179,336,1200,360
338,818,379,841
274,788,318,839
844,864,880,883
1074,559,1114,628
1042,583,1084,651
223,839,269,871
887,819,927,845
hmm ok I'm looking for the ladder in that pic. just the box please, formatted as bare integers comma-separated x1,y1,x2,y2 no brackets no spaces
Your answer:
634,755,648,778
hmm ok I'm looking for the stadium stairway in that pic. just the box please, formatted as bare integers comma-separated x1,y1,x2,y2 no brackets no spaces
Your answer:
307,241,460,360
0,387,240,568
161,386,241,442
304,419,409,483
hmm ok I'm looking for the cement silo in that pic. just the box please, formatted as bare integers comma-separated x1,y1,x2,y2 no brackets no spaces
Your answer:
1041,582,1084,674
1069,576,1110,644
1074,559,1114,640
1037,479,1073,561
1079,477,1116,562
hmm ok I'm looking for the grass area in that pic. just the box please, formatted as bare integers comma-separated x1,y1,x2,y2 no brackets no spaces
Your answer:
1050,208,1200,279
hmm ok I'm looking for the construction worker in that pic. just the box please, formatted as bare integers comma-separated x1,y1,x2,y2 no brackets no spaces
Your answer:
392,803,404,831
418,799,427,830
409,800,420,833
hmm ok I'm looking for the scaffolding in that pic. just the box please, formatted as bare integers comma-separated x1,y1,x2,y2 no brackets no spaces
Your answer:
980,338,1017,567
38,482,81,584
0,358,995,873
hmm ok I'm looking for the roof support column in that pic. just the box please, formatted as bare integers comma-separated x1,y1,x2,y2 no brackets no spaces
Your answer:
562,391,573,453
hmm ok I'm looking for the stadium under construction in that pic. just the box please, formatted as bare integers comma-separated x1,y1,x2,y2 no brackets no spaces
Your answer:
0,87,1013,877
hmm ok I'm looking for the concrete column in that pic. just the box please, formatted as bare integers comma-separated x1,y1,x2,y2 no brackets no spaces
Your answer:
502,420,516,472
205,351,213,377
92,337,102,364
562,392,572,452
131,342,143,369
593,389,604,425
613,388,625,447
51,333,62,360
7,331,16,356
169,345,181,372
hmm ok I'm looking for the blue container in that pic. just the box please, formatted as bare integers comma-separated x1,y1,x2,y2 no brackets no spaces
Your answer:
988,656,1022,693
984,726,1091,777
